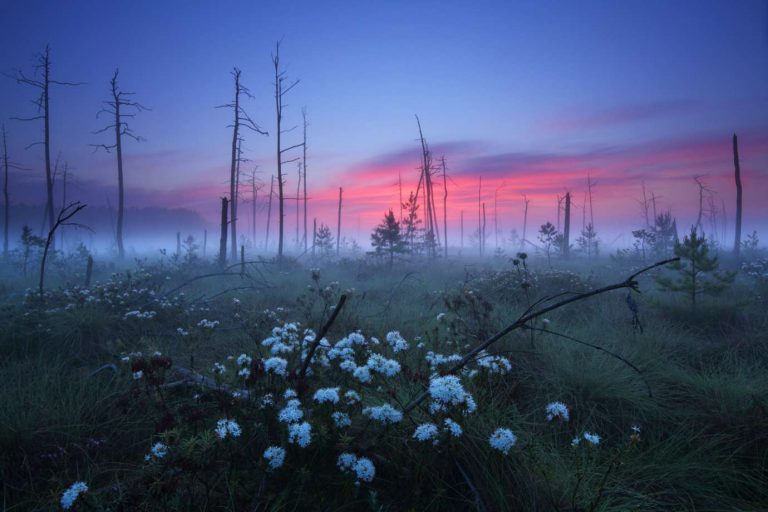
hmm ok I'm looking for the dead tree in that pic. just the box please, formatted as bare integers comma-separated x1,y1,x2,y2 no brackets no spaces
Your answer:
733,133,743,258
217,68,267,261
39,202,88,301
312,217,317,257
11,45,81,234
521,194,530,252
563,192,571,257
295,161,302,248
482,203,487,255
91,69,148,258
272,41,303,259
219,197,228,268
245,167,263,244
415,116,440,257
302,107,309,252
336,187,343,255
494,183,504,249
441,156,448,257
265,175,274,250
478,177,482,256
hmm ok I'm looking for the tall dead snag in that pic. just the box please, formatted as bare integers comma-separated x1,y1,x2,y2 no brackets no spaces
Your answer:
441,156,448,257
40,202,88,301
245,167,263,244
219,197,229,268
521,194,530,252
12,45,81,234
336,187,343,255
217,68,267,261
415,116,440,257
265,175,274,250
91,69,148,258
563,192,571,257
733,133,742,258
478,177,482,256
302,107,309,252
272,41,303,259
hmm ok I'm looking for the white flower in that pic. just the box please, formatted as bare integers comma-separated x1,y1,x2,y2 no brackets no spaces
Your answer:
236,353,252,366
385,331,409,352
215,418,242,439
264,357,288,377
353,365,371,383
413,423,439,443
362,404,403,424
313,387,340,404
283,389,298,399
545,401,570,422
631,424,641,434
287,421,312,448
332,411,352,428
353,457,376,483
211,362,226,375
571,436,581,447
476,351,512,375
260,393,274,408
146,441,168,460
443,418,463,438
133,370,143,380
197,319,220,329
238,368,251,378
366,354,401,377
337,452,357,472
176,327,189,336
60,481,88,510
344,390,361,404
428,375,476,414
278,403,304,423
436,312,447,322
489,428,517,455
582,431,601,445
263,446,286,470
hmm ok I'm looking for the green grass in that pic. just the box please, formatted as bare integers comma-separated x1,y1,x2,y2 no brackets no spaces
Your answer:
1,252,767,510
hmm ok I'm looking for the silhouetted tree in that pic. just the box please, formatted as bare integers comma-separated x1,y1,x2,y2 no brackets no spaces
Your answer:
370,209,406,267
91,69,148,258
733,133,743,259
218,68,267,261
577,222,599,257
11,45,81,233
272,42,303,259
538,221,558,266
315,223,334,257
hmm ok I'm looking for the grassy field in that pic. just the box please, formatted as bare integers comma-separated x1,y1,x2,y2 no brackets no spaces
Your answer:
1,250,767,511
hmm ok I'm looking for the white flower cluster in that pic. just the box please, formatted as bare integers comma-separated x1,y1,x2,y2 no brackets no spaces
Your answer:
443,418,463,438
211,362,226,375
489,428,517,455
278,399,304,423
476,351,512,375
545,401,570,422
344,390,361,404
123,309,157,320
337,453,376,483
313,387,340,404
572,431,601,447
288,421,312,448
144,441,168,461
264,357,288,377
413,423,439,444
60,481,88,510
428,375,477,415
261,322,302,355
366,353,401,377
215,418,242,439
332,411,352,428
362,404,403,424
263,446,286,470
385,331,409,352
197,319,220,329
425,351,462,371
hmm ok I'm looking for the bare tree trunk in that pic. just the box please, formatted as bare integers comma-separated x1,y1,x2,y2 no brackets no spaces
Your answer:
478,177,482,256
563,192,571,257
482,203,487,256
733,133,742,258
312,217,317,257
460,210,464,255
240,245,245,275
219,197,228,268
296,162,301,248
336,187,342,255
60,163,68,253
113,82,125,258
42,50,54,234
265,175,274,251
40,202,86,301
398,170,404,222
176,231,181,257
302,107,308,253
521,194,529,252
229,72,241,261
441,156,448,258
85,254,93,288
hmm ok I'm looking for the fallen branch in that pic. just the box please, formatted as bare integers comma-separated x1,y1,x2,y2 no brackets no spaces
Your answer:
403,258,678,413
299,294,347,379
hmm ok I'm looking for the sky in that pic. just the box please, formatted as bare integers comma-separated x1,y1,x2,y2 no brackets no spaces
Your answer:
1,0,767,252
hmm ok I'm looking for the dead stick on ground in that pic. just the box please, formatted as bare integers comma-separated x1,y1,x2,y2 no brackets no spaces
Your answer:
299,294,347,379
403,257,678,414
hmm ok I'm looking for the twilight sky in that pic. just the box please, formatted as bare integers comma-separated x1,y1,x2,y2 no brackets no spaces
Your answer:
1,0,767,250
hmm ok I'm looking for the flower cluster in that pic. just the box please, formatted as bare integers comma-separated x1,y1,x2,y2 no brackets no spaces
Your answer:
215,418,242,439
362,404,404,424
428,375,477,414
263,446,286,470
337,453,375,483
545,401,570,422
489,428,517,455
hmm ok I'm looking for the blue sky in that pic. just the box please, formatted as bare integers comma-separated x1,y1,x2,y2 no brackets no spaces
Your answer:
1,0,766,246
